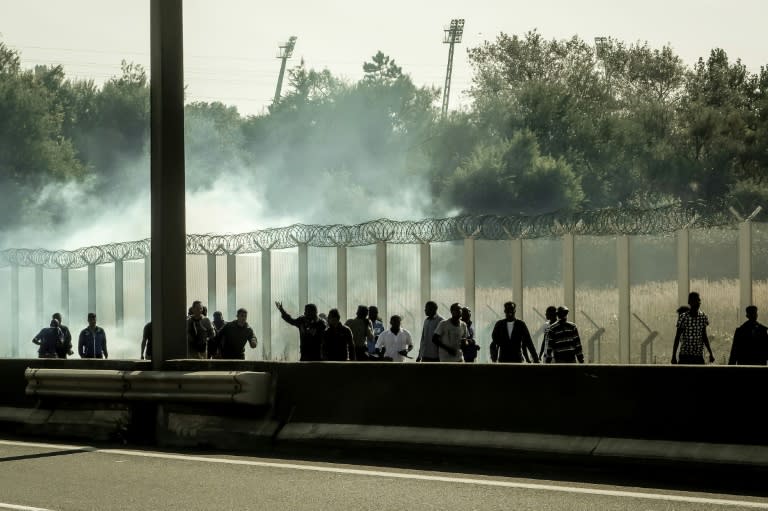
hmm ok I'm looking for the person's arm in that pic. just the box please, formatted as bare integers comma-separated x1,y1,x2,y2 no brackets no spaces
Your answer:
671,327,682,364
416,322,427,361
248,336,258,349
489,322,499,362
573,326,584,364
521,323,539,363
141,337,148,360
275,301,301,327
346,328,356,361
728,327,739,365
102,330,108,359
702,326,714,363
78,331,86,358
32,330,42,345
432,332,456,356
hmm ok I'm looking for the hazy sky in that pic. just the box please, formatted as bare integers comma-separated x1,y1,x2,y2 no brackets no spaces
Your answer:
1,0,767,116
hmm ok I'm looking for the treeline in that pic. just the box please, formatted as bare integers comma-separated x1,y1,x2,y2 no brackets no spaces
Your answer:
1,30,767,233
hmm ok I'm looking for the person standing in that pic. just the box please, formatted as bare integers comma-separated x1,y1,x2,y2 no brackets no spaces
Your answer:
432,303,469,362
368,305,385,356
545,306,584,364
321,309,355,361
141,321,152,360
417,301,443,362
375,315,414,362
276,301,326,361
345,305,374,361
52,313,73,359
218,308,258,360
728,306,768,365
490,302,539,363
671,292,714,365
534,306,557,362
187,300,215,359
208,311,226,359
78,313,108,359
460,306,480,363
32,318,63,359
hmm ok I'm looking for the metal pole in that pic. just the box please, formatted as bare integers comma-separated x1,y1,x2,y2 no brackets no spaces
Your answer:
144,255,151,324
617,235,631,364
511,238,523,320
151,0,187,366
115,259,124,331
420,242,431,308
337,246,348,319
464,237,476,313
563,233,575,314
274,57,289,105
87,263,96,315
261,249,272,360
677,228,690,307
298,243,309,309
35,265,43,327
227,254,237,321
739,220,753,313
60,267,69,321
376,241,388,321
207,253,217,314
11,265,19,357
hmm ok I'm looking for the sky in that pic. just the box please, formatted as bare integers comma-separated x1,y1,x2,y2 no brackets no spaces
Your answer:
1,0,767,116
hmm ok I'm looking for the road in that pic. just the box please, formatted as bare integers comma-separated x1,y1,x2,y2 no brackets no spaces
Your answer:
0,438,767,510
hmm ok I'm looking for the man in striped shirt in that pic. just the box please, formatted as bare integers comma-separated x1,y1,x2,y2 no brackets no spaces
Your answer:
545,306,585,364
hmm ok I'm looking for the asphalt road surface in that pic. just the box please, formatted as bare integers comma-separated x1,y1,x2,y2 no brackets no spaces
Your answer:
1,438,767,510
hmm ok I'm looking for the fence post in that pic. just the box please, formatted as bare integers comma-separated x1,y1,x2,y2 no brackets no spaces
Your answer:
88,263,96,315
226,253,237,321
298,242,309,310
35,265,44,327
563,232,575,315
677,227,690,307
420,242,431,309
739,219,753,313
144,255,151,324
11,264,19,357
260,247,272,360
60,266,69,321
337,245,348,319
617,234,631,364
376,240,388,321
464,236,476,314
511,238,523,321
207,253,217,314
114,259,124,332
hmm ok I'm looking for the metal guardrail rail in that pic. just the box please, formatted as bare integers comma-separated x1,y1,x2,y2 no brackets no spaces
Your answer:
24,369,270,405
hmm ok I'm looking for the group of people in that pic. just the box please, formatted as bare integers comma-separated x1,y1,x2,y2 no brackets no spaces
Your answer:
31,291,767,366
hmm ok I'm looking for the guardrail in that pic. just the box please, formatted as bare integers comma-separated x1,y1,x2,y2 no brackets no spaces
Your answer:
24,369,270,405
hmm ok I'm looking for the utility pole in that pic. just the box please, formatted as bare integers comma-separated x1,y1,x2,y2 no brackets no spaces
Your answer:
594,36,610,90
441,18,464,118
273,36,297,106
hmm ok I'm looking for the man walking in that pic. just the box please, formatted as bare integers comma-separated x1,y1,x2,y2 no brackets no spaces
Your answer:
218,308,258,360
375,315,414,362
417,301,443,362
78,313,108,359
321,309,355,361
490,301,539,363
345,305,374,361
52,313,73,359
545,306,584,364
728,305,768,365
32,318,63,359
276,301,326,361
187,300,215,359
671,292,714,365
432,302,468,362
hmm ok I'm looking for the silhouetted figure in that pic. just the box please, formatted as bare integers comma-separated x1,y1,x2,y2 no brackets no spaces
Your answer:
534,306,558,361
218,308,258,360
672,292,714,365
321,309,355,361
187,300,215,359
433,302,468,362
52,313,73,359
376,315,414,362
417,301,443,362
460,306,480,363
545,306,584,364
345,305,374,361
78,312,108,359
368,305,385,356
728,306,768,365
490,301,539,363
276,301,326,361
33,318,63,359
141,321,152,360
208,311,226,359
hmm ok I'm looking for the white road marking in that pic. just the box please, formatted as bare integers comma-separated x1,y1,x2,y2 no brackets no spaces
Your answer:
1,439,767,508
0,503,55,511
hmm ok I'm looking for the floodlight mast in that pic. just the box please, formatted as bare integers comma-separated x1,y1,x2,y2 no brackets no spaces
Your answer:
441,18,464,118
273,36,297,106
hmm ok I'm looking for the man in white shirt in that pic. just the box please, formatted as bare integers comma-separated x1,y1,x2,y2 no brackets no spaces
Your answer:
417,301,444,362
433,302,469,362
375,315,414,362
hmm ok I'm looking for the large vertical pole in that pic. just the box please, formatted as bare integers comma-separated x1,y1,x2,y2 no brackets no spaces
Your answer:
115,259,124,331
207,254,217,314
464,237,476,313
11,264,19,357
337,246,348,319
511,239,523,320
739,220,753,313
151,0,187,366
144,256,151,323
677,228,690,308
274,57,289,105
87,263,97,315
35,265,44,327
261,249,272,360
226,254,237,320
298,243,309,309
376,241,388,321
60,267,69,321
441,41,456,118
419,242,431,308
617,235,631,364
563,233,576,315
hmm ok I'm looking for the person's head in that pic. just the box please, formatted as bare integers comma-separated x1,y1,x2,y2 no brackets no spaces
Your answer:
52,312,62,323
676,305,690,316
87,312,97,327
368,306,379,321
236,308,248,324
213,311,223,321
424,301,438,318
449,302,462,320
356,305,369,319
327,308,341,326
460,306,472,323
304,303,318,319
191,300,203,317
50,318,59,328
556,306,569,320
688,292,701,311
389,314,402,330
746,305,758,321
201,305,208,317
545,306,557,322
503,301,517,321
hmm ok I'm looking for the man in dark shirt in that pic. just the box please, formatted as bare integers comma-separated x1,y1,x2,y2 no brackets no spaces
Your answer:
219,308,258,360
345,305,374,361
33,319,63,358
52,313,73,359
545,306,584,364
276,301,326,361
490,301,538,363
729,306,768,365
321,308,355,361
141,321,152,360
78,313,108,359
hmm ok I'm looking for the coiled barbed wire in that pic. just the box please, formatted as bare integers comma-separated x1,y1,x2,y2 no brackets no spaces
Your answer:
0,203,739,270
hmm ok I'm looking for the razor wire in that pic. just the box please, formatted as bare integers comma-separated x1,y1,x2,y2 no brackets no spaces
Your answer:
0,202,737,270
